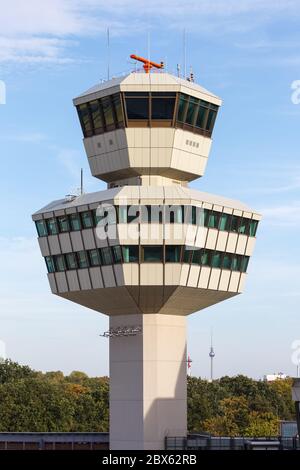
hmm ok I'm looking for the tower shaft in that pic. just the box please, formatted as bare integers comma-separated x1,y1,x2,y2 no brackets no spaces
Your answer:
109,314,187,449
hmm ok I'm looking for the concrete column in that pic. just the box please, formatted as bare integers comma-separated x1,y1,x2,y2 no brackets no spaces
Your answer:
109,314,187,450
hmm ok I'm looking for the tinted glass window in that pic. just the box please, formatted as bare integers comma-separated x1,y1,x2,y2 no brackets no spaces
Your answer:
211,251,222,268
143,245,163,262
36,220,47,237
183,247,193,263
177,95,188,122
55,255,66,272
219,213,230,231
45,256,55,273
195,105,208,129
66,253,77,270
151,97,175,119
206,109,217,131
249,220,258,237
241,256,249,273
185,97,198,125
101,96,115,129
77,251,89,269
81,211,94,229
77,103,92,136
57,215,69,233
230,216,240,233
101,247,113,265
112,94,123,124
47,218,58,235
165,245,181,262
89,100,103,132
126,96,149,119
89,249,101,266
208,211,219,229
122,245,139,263
222,253,232,270
69,213,81,231
191,248,202,264
238,217,249,234
231,255,241,271
200,249,211,266
112,246,122,263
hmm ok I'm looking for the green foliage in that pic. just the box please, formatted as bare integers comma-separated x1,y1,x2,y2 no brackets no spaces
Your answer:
187,375,295,437
0,360,109,432
0,360,294,436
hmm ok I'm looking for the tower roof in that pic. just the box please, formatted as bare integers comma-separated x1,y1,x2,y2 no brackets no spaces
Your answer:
73,72,222,106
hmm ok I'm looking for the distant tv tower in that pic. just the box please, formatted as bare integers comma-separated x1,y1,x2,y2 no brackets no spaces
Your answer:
209,330,215,382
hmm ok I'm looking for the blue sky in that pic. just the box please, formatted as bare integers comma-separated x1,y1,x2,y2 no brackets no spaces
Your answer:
0,0,300,379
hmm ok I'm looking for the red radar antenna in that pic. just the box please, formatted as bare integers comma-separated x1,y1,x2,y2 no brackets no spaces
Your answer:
130,54,164,74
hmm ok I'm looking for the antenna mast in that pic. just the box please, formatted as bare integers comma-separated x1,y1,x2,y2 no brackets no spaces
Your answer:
209,329,215,383
183,28,187,79
80,168,83,195
107,28,110,81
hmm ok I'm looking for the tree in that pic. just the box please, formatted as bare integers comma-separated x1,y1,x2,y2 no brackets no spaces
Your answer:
244,412,279,437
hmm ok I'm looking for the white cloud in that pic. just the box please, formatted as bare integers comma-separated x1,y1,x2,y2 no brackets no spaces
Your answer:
1,0,300,64
259,201,300,227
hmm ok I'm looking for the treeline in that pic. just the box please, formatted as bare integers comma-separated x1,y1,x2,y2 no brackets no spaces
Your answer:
0,360,295,436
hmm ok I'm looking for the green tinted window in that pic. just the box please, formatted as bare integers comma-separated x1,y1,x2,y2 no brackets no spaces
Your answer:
122,246,139,263
195,105,208,129
57,215,69,233
46,218,58,235
231,255,241,271
45,256,55,273
81,211,94,229
36,220,47,237
222,253,232,270
177,95,188,122
208,211,219,229
112,246,122,263
241,256,249,273
69,213,81,231
219,213,230,231
185,98,198,125
143,246,163,262
249,220,258,237
101,247,113,265
206,109,217,131
238,218,249,234
89,249,101,266
183,247,193,263
66,253,77,270
191,248,202,264
77,251,89,268
200,250,211,266
165,245,181,262
230,216,240,233
211,251,222,268
55,255,66,272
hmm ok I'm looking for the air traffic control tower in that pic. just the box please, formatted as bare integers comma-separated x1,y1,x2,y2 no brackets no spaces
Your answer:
32,56,261,450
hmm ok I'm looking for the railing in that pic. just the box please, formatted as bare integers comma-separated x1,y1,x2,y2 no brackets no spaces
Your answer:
165,435,300,450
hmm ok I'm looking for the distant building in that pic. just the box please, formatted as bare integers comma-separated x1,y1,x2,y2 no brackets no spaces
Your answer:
264,373,287,382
